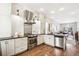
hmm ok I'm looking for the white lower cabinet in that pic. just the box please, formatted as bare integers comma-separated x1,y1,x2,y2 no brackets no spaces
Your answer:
44,35,54,46
49,36,54,46
0,40,7,56
37,35,44,45
0,39,14,56
6,39,14,56
37,35,54,46
0,37,28,56
44,35,50,44
14,37,28,54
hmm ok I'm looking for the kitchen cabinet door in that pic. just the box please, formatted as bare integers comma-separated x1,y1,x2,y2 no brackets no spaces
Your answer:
14,37,28,54
6,39,14,56
0,40,7,56
49,36,54,46
15,38,23,54
32,24,37,34
20,38,28,51
37,35,44,45
44,35,50,44
0,39,14,56
32,21,40,34
15,38,22,48
44,35,54,47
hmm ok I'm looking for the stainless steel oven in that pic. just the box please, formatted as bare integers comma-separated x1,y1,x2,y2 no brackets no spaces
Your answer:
27,35,37,50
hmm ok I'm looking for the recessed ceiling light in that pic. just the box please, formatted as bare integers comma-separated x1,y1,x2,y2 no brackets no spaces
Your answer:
58,7,64,11
40,8,44,11
51,11,55,14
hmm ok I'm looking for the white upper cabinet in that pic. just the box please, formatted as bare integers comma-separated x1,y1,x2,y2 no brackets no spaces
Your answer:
11,15,24,37
32,20,41,34
0,4,11,16
0,4,11,38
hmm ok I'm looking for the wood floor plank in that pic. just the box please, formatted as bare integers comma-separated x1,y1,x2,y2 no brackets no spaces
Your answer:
17,44,79,56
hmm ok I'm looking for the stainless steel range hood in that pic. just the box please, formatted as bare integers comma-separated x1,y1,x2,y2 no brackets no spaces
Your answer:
24,10,36,24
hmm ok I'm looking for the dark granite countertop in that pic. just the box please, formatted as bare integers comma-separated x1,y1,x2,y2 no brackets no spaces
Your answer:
24,33,54,36
0,36,27,41
54,33,68,38
0,33,67,41
0,34,55,41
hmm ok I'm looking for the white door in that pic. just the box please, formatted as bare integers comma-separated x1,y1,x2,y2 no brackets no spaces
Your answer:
0,41,7,56
6,39,14,56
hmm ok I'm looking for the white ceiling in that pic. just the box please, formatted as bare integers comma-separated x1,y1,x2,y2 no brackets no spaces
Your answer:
16,3,79,23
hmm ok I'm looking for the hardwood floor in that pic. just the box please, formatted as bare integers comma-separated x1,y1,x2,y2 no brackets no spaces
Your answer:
17,44,79,56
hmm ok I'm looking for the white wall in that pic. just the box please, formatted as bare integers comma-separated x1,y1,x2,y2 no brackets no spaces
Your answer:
11,15,24,36
0,3,11,38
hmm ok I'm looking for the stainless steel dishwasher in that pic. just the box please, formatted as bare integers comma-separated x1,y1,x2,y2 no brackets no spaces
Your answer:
54,35,66,50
